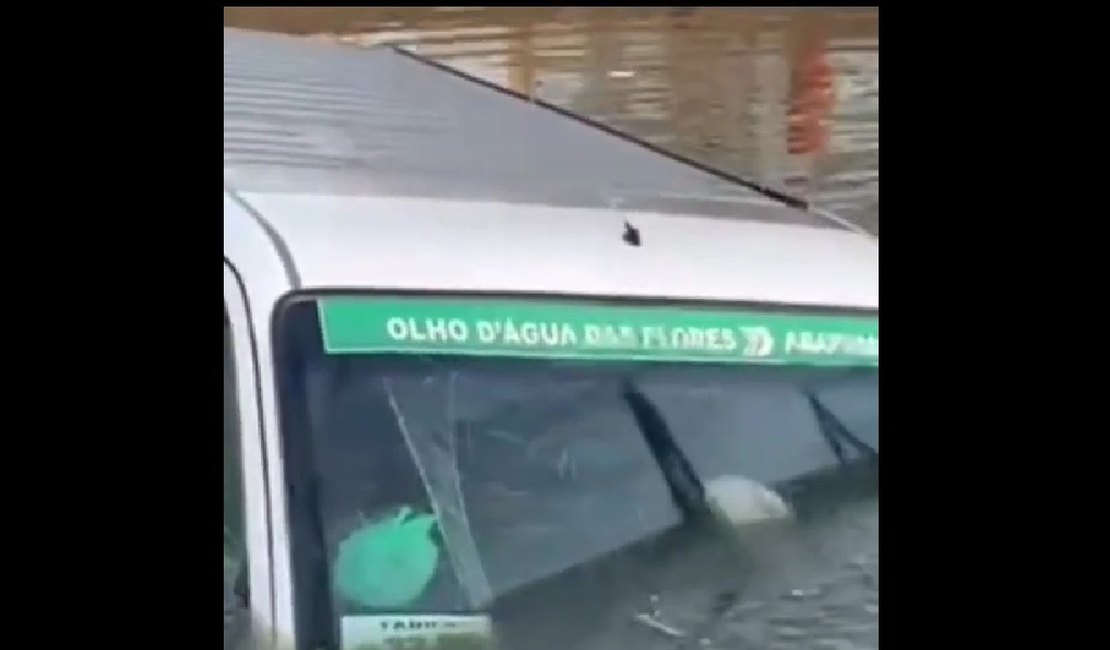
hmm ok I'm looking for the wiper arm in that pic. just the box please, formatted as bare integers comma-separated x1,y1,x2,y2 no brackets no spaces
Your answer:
621,379,794,529
804,391,878,463
619,380,708,521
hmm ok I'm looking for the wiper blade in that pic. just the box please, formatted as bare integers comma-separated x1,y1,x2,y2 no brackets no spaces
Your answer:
619,380,708,521
621,379,795,529
804,391,878,463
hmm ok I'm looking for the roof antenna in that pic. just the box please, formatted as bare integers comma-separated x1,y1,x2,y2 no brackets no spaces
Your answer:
622,221,642,247
609,196,641,247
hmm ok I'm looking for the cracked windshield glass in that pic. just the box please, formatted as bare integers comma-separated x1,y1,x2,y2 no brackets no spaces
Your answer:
275,297,877,650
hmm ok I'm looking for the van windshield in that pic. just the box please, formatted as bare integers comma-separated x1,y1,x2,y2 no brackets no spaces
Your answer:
275,296,878,650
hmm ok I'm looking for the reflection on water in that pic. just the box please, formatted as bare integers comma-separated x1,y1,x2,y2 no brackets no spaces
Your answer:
224,8,877,233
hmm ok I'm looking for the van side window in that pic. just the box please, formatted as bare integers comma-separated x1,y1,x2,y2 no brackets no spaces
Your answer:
224,314,250,646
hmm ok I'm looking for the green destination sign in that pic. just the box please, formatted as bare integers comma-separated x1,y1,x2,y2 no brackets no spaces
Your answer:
318,297,878,367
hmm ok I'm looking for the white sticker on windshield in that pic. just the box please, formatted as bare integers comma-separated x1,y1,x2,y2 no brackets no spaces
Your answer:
341,614,494,649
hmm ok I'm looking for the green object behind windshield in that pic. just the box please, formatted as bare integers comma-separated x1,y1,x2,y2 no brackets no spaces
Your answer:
318,297,878,367
335,507,441,609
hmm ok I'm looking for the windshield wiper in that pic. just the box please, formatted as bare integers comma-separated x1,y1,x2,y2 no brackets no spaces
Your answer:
804,391,878,464
621,380,794,530
619,379,709,521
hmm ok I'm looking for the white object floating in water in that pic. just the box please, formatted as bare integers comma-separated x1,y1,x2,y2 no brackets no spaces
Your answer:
633,613,685,638
704,474,793,528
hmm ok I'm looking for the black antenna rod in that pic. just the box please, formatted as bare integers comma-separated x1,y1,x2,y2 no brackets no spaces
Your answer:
388,45,810,211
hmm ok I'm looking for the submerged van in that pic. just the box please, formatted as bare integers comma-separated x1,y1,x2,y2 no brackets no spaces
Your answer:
224,28,878,650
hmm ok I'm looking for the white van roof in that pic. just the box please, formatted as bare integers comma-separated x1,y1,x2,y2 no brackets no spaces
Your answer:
224,29,877,311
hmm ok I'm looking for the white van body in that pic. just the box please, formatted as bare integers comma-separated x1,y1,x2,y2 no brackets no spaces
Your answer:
224,28,877,650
